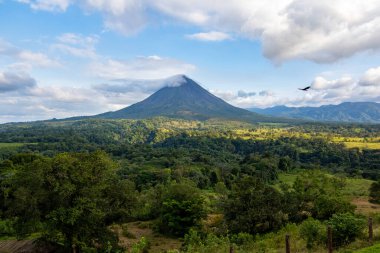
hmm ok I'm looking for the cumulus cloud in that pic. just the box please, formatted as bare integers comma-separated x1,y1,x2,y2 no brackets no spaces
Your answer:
18,0,380,63
0,71,145,123
80,0,147,35
311,76,355,90
93,74,187,95
0,71,36,93
52,33,99,58
212,65,380,108
359,66,380,87
0,38,60,68
212,89,282,108
186,31,231,41
89,56,195,80
237,90,256,98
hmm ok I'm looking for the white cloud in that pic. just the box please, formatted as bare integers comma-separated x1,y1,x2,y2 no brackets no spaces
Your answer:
80,0,147,35
212,66,380,108
0,71,36,93
17,0,71,11
359,66,380,87
237,90,256,98
93,74,187,95
89,56,196,80
75,1,380,63
311,76,355,90
57,33,98,46
186,31,231,41
53,33,99,58
0,70,146,123
17,51,61,67
0,38,60,68
18,0,380,62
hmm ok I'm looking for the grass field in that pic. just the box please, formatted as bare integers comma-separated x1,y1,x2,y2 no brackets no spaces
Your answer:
343,142,380,150
354,243,380,253
0,143,26,149
230,128,380,150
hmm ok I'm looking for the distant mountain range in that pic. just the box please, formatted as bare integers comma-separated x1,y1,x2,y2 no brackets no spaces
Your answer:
248,102,380,123
92,75,278,123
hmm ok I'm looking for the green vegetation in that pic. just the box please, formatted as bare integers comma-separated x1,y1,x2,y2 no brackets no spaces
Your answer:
355,243,380,253
0,117,379,252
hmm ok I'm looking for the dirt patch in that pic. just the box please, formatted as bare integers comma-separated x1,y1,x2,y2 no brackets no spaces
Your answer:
352,197,380,215
113,221,182,253
0,240,58,253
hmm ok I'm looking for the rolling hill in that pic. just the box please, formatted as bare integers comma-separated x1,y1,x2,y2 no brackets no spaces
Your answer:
249,102,380,123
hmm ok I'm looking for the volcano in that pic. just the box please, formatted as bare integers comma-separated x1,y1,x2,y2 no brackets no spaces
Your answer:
95,75,273,122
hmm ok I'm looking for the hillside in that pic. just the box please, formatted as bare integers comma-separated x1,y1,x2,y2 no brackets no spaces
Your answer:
249,102,380,123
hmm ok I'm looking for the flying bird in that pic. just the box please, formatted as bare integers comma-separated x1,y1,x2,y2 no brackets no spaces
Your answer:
298,86,311,91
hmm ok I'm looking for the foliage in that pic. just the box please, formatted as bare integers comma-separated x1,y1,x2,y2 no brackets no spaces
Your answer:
223,176,287,234
313,195,355,220
354,243,380,253
0,151,135,251
299,218,326,249
157,182,206,236
0,219,15,237
182,229,231,253
130,237,150,253
327,213,366,247
289,170,353,221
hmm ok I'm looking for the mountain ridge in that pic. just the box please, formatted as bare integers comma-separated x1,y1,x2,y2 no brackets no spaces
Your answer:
248,102,380,123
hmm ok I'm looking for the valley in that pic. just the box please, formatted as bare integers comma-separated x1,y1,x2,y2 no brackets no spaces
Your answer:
0,117,379,252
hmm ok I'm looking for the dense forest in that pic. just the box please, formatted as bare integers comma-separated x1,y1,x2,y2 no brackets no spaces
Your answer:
0,117,380,252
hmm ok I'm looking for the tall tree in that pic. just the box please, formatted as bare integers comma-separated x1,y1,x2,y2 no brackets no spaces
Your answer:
1,151,135,252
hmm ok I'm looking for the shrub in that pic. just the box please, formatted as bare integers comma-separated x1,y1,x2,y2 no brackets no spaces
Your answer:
327,213,366,247
223,176,287,234
299,218,326,249
313,196,355,220
0,219,15,236
157,182,206,236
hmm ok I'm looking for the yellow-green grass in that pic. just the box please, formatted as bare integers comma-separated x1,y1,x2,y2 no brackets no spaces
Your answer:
343,142,380,150
354,243,380,253
342,178,373,198
0,143,26,149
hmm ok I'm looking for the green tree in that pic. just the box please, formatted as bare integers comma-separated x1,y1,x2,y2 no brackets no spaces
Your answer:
223,176,286,234
299,218,325,249
327,213,366,247
158,181,206,236
1,151,135,252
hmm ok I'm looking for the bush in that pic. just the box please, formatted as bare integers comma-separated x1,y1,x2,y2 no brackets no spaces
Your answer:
369,181,380,204
223,176,287,234
157,182,206,236
313,196,355,220
299,218,326,249
0,219,15,236
327,213,366,247
131,237,150,253
230,232,254,245
182,229,230,253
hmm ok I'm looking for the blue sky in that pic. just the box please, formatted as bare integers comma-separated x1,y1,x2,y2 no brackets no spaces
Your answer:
0,0,380,123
